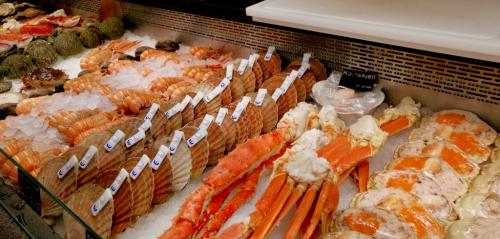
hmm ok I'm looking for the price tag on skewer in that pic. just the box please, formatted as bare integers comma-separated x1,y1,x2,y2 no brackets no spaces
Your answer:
214,108,228,126
79,145,98,169
57,155,78,179
186,128,208,148
168,131,184,154
231,96,251,121
281,70,299,92
130,155,150,180
248,53,259,68
204,86,222,103
144,103,160,121
104,130,125,151
151,145,169,170
297,63,310,78
138,120,152,132
237,59,248,75
191,91,204,107
109,168,128,195
264,46,275,61
254,88,267,106
302,53,311,66
125,130,146,148
91,188,112,216
199,114,214,131
271,88,285,102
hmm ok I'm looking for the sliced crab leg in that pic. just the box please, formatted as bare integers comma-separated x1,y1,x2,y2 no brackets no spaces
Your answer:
321,182,339,233
302,180,332,238
380,117,411,135
200,165,264,239
351,160,369,192
283,184,319,239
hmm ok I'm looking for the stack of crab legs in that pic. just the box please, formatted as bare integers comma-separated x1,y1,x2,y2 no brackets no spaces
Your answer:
161,96,421,239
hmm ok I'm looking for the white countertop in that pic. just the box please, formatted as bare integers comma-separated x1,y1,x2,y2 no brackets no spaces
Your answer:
246,0,500,63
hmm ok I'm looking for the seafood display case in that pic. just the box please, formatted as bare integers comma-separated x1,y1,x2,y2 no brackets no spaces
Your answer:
0,0,499,239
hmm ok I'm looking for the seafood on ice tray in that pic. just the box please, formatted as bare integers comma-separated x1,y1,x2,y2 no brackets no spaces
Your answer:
160,96,421,239
324,109,499,239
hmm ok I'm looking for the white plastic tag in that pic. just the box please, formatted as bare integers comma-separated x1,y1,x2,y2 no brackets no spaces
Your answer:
231,96,251,121
264,46,275,61
225,64,233,80
178,95,192,111
237,59,248,75
130,155,150,180
214,107,228,126
302,53,311,65
271,88,285,102
219,77,231,91
138,120,152,132
168,130,184,154
297,63,310,78
57,155,78,179
165,104,181,119
104,130,125,151
109,168,128,195
254,88,267,106
151,145,169,170
191,91,204,107
79,145,97,169
187,128,208,148
199,114,214,131
281,70,299,92
248,53,259,68
144,103,160,121
125,130,146,148
91,188,112,216
204,87,222,103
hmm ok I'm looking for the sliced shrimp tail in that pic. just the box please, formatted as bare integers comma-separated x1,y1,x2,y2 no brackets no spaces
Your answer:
351,160,369,192
303,181,331,238
251,177,295,239
380,117,411,135
284,185,318,239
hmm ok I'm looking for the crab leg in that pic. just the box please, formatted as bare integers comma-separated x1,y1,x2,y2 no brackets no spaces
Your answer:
303,180,332,238
380,117,411,135
283,184,318,239
351,160,369,192
199,165,264,238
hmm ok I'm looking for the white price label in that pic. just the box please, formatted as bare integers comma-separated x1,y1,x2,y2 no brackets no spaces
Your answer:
271,88,285,102
91,188,112,216
302,53,311,66
165,104,181,119
191,91,204,107
168,131,184,154
254,88,267,106
281,70,298,92
144,103,160,121
214,107,228,126
57,155,78,179
138,120,152,132
178,95,192,111
186,128,208,148
204,87,222,103
130,155,150,180
225,64,233,80
264,46,275,61
297,63,310,78
109,168,128,195
104,130,125,151
151,145,169,170
231,96,251,121
199,114,214,131
237,59,248,75
248,53,259,68
125,130,146,148
79,145,97,169
219,77,231,91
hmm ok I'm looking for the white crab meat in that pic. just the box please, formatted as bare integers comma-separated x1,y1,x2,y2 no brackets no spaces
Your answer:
277,102,319,141
335,207,417,239
447,217,500,239
349,115,388,148
378,97,421,126
318,104,345,137
284,149,330,183
369,170,457,221
323,231,372,239
470,163,500,194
